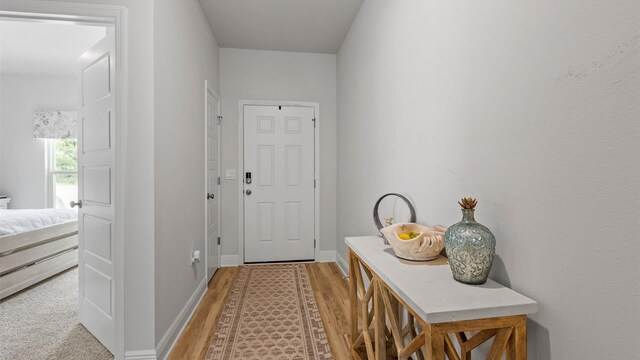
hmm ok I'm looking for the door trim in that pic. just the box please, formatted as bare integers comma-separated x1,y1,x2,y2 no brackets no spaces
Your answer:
205,81,221,281
0,2,128,358
237,100,321,264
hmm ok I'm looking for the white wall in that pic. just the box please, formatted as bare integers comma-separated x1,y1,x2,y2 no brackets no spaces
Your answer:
219,48,337,263
0,74,76,209
153,0,220,352
337,1,639,359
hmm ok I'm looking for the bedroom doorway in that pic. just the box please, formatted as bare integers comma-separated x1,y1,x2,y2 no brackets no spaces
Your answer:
0,3,126,358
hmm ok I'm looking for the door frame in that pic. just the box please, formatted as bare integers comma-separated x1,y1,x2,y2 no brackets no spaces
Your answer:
204,81,221,281
237,100,321,264
0,1,127,358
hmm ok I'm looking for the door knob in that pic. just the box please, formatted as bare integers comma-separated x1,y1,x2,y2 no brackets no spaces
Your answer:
245,189,252,195
207,193,215,200
70,200,83,208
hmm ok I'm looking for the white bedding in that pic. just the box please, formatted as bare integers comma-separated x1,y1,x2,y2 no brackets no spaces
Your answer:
0,209,78,237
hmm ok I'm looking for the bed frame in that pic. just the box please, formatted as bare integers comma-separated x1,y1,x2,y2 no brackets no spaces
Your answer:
0,221,78,300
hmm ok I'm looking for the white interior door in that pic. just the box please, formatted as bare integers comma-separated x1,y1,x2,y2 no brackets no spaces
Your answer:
243,105,315,263
77,31,116,353
206,88,220,281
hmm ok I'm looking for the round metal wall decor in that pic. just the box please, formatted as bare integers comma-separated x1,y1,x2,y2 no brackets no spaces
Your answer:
373,193,417,231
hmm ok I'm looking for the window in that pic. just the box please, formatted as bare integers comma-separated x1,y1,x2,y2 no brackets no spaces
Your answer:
47,139,78,209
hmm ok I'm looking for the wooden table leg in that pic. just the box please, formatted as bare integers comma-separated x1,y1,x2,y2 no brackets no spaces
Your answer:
507,317,527,360
349,251,358,348
374,278,387,360
432,333,445,360
424,325,445,360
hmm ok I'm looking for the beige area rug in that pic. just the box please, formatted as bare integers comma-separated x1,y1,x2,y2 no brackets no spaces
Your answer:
206,263,333,360
0,267,113,360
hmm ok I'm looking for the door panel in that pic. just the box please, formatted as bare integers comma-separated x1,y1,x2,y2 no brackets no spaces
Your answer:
83,264,112,315
244,106,315,263
83,215,112,261
257,145,274,186
78,32,115,353
285,201,302,241
257,202,275,242
285,145,301,185
82,166,111,204
206,90,220,281
82,110,111,152
82,54,111,104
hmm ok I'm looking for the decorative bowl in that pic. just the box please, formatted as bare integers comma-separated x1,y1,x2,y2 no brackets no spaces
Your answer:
380,223,447,261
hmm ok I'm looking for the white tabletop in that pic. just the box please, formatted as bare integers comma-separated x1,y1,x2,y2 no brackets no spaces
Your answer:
346,236,538,324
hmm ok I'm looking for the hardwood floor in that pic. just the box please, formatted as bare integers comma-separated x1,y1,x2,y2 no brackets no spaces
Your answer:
168,262,351,360
168,267,239,360
306,262,353,360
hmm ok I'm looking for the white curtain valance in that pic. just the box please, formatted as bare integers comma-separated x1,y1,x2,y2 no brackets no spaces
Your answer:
33,111,77,139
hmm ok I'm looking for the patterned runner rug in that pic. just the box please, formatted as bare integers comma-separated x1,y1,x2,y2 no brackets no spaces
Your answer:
205,263,333,360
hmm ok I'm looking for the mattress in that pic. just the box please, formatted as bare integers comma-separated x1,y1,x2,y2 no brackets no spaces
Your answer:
0,209,78,237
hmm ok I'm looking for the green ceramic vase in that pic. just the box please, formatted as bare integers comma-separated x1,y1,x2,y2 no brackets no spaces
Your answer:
444,206,495,285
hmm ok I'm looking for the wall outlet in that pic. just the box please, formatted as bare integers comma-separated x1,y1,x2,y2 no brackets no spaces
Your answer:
191,250,201,264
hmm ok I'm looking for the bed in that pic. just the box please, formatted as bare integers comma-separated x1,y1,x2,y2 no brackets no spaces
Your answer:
0,209,79,300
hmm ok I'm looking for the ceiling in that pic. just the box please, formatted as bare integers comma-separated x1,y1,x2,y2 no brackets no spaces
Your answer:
0,20,107,75
199,0,363,54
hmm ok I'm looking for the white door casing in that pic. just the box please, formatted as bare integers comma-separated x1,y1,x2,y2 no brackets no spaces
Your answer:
77,30,116,352
243,105,315,263
205,83,220,281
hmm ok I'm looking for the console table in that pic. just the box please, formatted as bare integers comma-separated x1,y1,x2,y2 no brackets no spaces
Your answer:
346,236,538,360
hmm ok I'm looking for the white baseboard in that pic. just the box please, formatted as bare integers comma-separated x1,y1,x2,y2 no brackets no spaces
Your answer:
221,254,241,267
124,350,157,360
154,277,207,360
336,251,349,277
316,250,336,263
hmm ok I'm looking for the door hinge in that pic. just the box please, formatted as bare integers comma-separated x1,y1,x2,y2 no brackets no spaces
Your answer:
217,236,221,245
217,115,222,125
314,239,316,248
314,179,316,188
312,118,316,128
217,176,221,185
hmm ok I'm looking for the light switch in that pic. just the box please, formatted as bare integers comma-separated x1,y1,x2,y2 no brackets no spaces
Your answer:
225,170,236,180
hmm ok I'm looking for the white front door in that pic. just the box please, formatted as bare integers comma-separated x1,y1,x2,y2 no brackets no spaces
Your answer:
243,105,315,263
77,31,116,353
206,87,220,281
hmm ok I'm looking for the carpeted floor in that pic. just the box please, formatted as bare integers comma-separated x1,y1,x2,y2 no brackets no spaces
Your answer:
0,267,113,360
206,263,333,360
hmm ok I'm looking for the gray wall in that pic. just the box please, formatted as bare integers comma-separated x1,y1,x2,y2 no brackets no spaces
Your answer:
153,0,220,346
219,48,337,262
0,74,76,209
337,1,640,359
